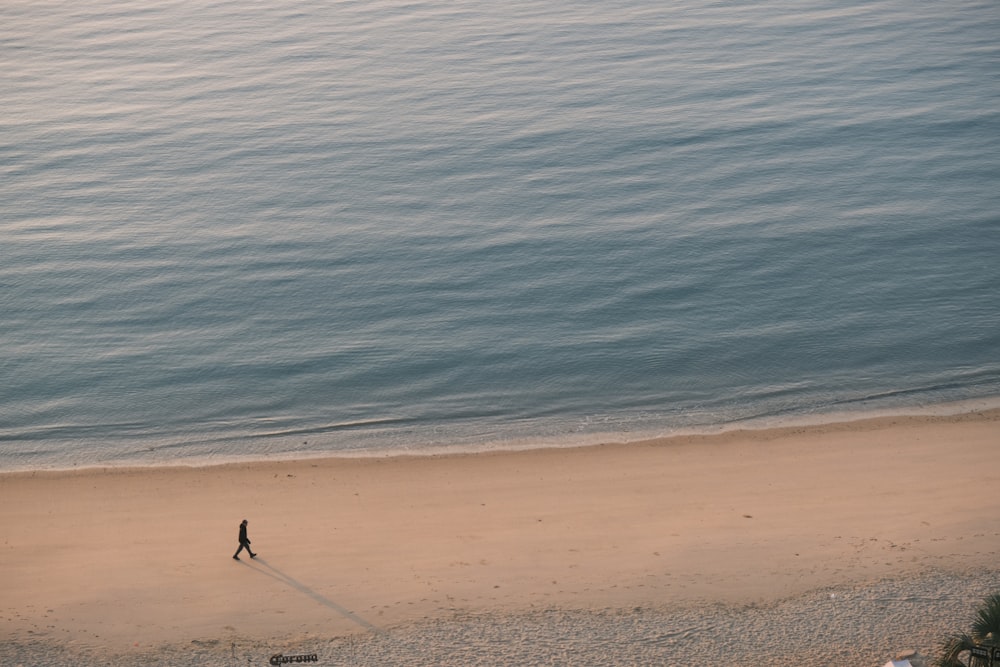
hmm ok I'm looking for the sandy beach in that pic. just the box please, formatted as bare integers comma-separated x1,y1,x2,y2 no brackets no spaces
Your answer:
2,409,999,665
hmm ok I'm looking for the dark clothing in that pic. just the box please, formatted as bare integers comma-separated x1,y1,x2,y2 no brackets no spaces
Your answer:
233,521,256,559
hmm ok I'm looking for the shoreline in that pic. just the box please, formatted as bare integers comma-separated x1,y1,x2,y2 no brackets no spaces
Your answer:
2,408,998,663
5,396,1000,474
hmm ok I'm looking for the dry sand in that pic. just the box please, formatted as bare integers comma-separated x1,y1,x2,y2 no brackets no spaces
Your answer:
1,409,998,665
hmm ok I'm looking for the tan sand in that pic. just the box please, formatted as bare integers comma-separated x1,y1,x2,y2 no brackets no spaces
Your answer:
1,409,998,662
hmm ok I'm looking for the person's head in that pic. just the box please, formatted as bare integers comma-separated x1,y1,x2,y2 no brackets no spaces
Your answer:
241,519,248,525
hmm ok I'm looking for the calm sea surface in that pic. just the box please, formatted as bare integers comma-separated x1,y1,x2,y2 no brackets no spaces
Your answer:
2,0,999,470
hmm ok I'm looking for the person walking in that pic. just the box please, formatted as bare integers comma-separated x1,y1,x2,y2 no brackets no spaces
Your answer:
233,519,257,560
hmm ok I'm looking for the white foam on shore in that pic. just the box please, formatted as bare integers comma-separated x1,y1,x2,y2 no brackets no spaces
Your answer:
7,396,998,474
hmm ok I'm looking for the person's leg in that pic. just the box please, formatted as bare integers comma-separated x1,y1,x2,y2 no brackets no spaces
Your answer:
233,543,245,559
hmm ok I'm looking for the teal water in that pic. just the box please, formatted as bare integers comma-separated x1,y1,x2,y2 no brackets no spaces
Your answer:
2,0,999,469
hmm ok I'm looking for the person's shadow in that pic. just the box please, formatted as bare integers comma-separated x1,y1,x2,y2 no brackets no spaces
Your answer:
238,557,385,635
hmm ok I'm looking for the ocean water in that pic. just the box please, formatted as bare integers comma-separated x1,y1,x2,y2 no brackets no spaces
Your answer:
2,0,999,470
